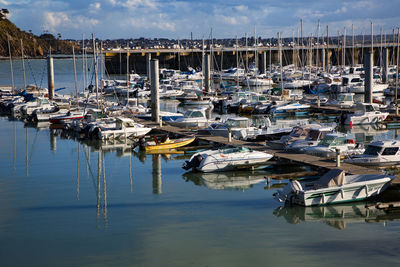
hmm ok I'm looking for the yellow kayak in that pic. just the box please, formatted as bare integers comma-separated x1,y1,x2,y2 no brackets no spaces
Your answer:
142,136,196,152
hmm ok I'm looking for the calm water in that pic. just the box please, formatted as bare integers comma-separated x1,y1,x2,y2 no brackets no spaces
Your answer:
1,59,400,266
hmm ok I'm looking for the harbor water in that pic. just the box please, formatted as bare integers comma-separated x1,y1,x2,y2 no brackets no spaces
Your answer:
1,59,400,266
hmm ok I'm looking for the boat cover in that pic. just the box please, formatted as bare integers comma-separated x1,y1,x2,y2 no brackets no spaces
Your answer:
314,169,346,188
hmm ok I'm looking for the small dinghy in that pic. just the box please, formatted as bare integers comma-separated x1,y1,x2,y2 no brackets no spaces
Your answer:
137,135,196,152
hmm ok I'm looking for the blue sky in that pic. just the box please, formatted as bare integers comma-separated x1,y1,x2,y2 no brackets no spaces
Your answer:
2,0,400,39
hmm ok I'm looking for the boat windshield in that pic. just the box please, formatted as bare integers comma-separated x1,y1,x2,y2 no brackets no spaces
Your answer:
226,119,248,128
290,127,304,137
306,130,320,141
318,136,345,147
382,147,399,155
188,111,204,118
337,94,352,102
364,145,382,156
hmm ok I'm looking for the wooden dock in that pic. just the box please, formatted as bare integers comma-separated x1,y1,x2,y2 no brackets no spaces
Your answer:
138,119,400,186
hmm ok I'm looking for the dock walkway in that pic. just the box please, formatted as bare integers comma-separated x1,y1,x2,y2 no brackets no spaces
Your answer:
138,119,400,185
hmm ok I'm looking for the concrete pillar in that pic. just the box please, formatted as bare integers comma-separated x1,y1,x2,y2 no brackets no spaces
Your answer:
364,52,373,103
322,48,326,71
382,48,389,83
146,53,151,81
150,59,160,122
47,56,54,99
204,53,211,93
261,51,267,74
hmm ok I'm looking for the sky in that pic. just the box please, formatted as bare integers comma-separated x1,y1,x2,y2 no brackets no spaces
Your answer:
2,0,400,40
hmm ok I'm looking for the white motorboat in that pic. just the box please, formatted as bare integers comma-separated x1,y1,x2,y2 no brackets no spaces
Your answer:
204,117,253,140
274,169,393,206
327,93,354,108
344,103,389,125
285,126,334,153
269,101,310,115
344,140,400,166
168,108,215,128
304,132,364,158
182,147,273,172
268,124,319,150
95,117,152,140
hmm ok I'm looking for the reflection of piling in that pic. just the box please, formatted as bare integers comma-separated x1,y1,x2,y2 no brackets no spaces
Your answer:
47,55,55,99
50,129,57,151
151,59,160,123
152,154,162,194
364,51,373,104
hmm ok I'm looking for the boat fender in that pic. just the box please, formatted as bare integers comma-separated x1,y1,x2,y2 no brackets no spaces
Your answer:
340,189,345,199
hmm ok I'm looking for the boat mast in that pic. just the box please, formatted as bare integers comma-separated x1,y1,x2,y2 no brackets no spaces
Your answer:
316,20,320,69
352,24,355,67
20,39,26,89
236,35,239,87
278,32,284,91
126,49,129,102
396,27,399,115
7,34,15,91
72,45,79,106
92,33,99,109
326,25,329,72
343,27,346,71
82,34,86,91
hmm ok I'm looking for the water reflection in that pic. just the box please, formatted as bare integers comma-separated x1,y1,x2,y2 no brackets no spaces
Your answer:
152,154,162,194
273,202,400,230
182,170,269,190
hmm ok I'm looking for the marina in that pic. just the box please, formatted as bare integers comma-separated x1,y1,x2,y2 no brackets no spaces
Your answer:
3,11,400,266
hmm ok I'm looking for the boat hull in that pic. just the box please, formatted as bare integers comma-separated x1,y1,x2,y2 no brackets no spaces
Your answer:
143,137,195,152
290,179,392,206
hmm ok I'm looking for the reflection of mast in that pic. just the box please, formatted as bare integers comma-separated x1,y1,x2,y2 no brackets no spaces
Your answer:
13,121,16,173
85,146,90,177
97,149,101,221
129,151,132,192
102,150,108,227
77,142,80,200
152,154,162,194
26,127,28,176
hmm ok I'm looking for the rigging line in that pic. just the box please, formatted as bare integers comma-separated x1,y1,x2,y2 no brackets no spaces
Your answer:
27,128,39,165
38,60,46,89
26,59,39,87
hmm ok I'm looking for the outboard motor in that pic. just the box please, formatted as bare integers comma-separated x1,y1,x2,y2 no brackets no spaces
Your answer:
133,137,146,149
182,154,203,171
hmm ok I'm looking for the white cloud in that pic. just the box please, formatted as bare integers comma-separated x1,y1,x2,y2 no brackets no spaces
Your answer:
43,11,99,32
89,2,101,13
234,5,248,12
